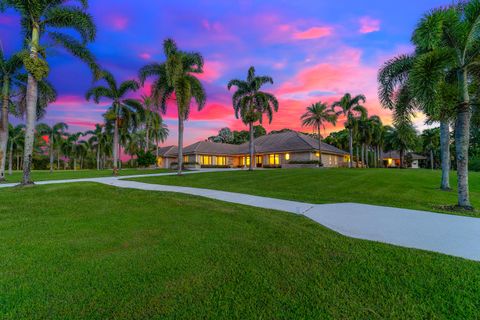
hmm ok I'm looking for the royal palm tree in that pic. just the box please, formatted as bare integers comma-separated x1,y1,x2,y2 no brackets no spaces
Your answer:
1,0,98,184
332,93,367,168
227,66,279,170
36,122,68,173
301,101,337,166
86,70,142,175
86,124,104,170
149,114,169,158
409,2,480,208
139,38,206,175
140,94,155,151
422,128,440,170
7,124,24,174
0,49,23,181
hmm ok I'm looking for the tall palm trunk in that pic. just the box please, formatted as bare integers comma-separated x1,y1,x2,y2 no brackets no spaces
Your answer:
440,120,451,190
317,125,322,167
430,149,434,170
456,69,472,208
248,122,254,171
400,149,405,168
49,134,54,173
22,24,40,185
74,158,77,171
361,143,365,167
177,116,184,175
57,148,61,171
356,145,359,168
96,146,100,170
348,128,353,168
113,117,119,176
0,77,9,181
365,145,369,167
8,141,13,175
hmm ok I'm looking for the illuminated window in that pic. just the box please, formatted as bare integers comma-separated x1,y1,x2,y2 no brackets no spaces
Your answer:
183,155,188,163
201,155,212,165
285,153,290,161
256,155,263,164
315,152,320,158
216,156,227,165
242,156,250,166
268,154,280,165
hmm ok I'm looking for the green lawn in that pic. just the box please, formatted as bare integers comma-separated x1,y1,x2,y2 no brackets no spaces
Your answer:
131,168,480,216
0,183,478,319
0,168,170,184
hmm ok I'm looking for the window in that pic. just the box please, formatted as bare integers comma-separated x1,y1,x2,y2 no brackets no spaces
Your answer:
242,156,250,166
216,156,227,165
200,155,212,165
285,153,290,161
268,154,280,165
183,155,188,163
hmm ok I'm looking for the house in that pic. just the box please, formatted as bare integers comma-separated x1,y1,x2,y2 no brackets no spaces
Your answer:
382,151,427,169
157,131,349,169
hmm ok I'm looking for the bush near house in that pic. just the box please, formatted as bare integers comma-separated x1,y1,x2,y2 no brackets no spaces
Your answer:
136,151,156,167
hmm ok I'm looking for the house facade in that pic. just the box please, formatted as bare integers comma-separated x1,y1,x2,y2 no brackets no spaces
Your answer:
382,151,427,169
157,131,349,169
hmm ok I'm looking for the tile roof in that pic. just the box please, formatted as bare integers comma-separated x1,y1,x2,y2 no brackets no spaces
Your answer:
162,131,348,157
382,151,427,160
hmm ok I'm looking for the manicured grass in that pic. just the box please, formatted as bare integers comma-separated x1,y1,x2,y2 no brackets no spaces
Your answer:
0,168,170,184
0,183,478,319
131,168,480,216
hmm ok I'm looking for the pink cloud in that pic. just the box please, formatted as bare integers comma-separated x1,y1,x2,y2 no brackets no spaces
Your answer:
293,26,333,40
139,53,152,60
107,15,129,31
197,60,224,83
359,17,380,34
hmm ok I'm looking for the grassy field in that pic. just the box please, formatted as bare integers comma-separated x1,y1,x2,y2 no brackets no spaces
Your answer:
131,168,480,216
0,183,479,319
0,168,170,184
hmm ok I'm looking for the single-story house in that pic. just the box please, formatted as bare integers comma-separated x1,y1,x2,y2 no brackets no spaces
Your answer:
157,131,349,169
382,151,427,169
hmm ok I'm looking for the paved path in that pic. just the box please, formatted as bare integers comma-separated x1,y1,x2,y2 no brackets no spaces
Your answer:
1,171,479,261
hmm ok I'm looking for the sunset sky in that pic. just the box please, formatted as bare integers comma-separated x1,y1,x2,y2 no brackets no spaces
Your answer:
1,0,447,145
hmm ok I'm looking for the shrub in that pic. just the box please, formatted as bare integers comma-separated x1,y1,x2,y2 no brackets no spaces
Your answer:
136,151,156,167
200,165,231,169
288,160,321,165
470,158,480,172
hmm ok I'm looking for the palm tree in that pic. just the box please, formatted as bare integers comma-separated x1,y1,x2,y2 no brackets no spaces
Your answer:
150,114,169,159
139,38,206,175
385,122,418,168
7,124,24,174
36,122,68,173
86,70,142,175
0,49,23,181
332,93,367,168
422,128,440,170
301,102,337,166
227,66,279,170
1,0,98,185
86,124,104,170
409,2,480,208
140,94,155,151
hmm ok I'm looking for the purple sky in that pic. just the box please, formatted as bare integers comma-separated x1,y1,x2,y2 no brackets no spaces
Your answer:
0,0,447,145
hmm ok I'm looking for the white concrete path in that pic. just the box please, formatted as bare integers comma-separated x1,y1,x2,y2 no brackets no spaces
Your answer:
1,170,479,262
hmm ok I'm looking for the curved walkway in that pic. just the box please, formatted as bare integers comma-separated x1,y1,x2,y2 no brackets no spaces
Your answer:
1,170,479,261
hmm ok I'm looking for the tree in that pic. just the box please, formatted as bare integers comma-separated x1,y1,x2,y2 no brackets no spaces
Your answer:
332,93,367,168
1,0,98,185
385,122,419,168
7,124,24,174
148,112,169,159
409,2,480,208
421,128,440,170
86,70,142,175
301,101,337,166
86,124,105,170
325,129,349,151
378,53,455,190
0,49,23,181
36,122,68,173
139,39,206,175
227,66,279,170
